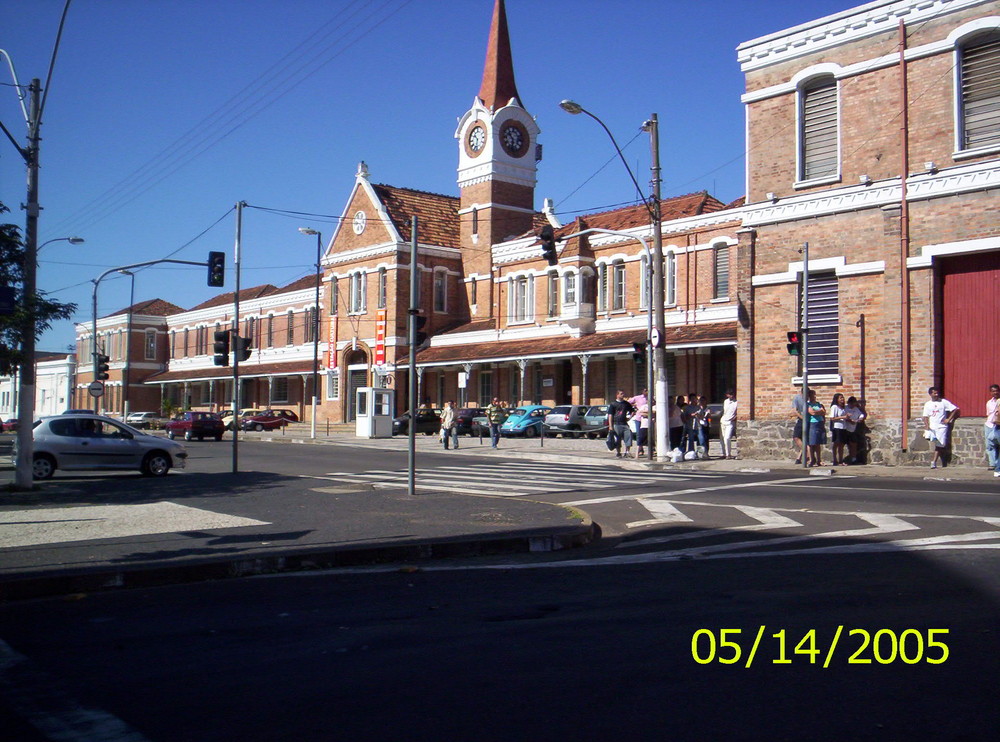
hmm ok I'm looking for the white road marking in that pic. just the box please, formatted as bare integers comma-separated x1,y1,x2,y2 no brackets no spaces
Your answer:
563,476,817,506
0,503,269,549
624,505,803,541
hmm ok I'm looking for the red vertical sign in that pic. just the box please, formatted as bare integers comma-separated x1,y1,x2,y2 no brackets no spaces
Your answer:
328,315,338,369
375,309,387,365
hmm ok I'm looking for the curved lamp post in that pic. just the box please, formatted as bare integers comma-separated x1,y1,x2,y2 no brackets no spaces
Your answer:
560,99,669,461
298,228,323,439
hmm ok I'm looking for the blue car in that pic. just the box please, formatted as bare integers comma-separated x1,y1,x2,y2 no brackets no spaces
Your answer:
499,405,552,438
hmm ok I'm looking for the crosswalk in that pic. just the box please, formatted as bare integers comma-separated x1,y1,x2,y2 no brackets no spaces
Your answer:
306,461,720,496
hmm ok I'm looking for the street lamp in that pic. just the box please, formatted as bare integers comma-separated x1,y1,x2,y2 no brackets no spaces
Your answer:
13,235,84,488
118,269,135,419
298,228,323,440
560,99,669,461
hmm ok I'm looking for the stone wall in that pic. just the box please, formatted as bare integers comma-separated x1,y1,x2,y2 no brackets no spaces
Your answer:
737,418,992,469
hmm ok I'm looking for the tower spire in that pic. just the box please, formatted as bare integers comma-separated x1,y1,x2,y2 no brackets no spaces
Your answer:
477,0,521,110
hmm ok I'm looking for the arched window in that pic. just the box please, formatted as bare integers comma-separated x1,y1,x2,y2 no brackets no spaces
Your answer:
958,30,1000,151
798,75,838,182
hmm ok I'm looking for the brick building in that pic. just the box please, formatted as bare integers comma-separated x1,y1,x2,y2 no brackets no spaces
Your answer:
736,0,1000,464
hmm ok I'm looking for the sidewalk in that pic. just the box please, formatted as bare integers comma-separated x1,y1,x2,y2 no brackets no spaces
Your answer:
1,428,995,602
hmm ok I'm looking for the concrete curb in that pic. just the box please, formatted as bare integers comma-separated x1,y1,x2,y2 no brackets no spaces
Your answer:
0,517,596,602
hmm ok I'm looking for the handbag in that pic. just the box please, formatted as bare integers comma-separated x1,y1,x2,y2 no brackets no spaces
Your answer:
605,429,619,451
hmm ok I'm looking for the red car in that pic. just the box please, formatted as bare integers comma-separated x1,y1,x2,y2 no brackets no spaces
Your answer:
2,418,18,433
165,411,226,441
241,412,290,432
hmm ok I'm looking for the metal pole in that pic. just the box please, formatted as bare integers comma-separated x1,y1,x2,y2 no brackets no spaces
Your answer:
13,79,41,489
801,241,810,469
121,270,135,419
232,201,243,474
312,231,321,440
407,216,419,497
647,114,669,462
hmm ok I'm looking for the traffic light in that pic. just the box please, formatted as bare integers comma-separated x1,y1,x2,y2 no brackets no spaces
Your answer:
539,225,559,266
412,313,428,346
234,335,252,362
213,330,230,366
207,251,226,287
632,342,646,364
96,353,110,380
786,331,803,356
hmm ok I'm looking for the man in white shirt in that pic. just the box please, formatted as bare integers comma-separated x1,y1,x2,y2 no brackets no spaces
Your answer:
985,384,1000,477
922,386,960,469
720,389,738,459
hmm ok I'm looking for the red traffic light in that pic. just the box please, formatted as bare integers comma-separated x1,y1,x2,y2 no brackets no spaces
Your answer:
786,330,802,356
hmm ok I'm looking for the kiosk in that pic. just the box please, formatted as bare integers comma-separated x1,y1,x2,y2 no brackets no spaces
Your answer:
355,387,395,438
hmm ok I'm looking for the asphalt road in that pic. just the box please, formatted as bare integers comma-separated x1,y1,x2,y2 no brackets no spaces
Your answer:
2,439,1000,740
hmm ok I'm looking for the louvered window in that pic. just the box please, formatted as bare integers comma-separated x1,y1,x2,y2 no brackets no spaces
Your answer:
801,272,839,376
799,76,839,181
713,244,730,299
960,32,1000,151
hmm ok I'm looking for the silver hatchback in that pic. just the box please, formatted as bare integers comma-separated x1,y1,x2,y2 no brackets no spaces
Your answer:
17,414,187,480
543,405,589,437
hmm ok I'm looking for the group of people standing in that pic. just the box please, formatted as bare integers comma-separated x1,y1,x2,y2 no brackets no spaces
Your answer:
792,390,867,467
606,389,739,460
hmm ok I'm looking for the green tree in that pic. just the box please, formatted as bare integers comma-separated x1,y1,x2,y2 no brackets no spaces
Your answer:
0,201,77,373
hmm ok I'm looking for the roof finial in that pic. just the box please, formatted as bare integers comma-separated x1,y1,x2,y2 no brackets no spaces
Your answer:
478,0,521,111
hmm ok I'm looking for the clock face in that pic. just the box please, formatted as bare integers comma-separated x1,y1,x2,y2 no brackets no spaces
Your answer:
500,121,528,157
352,210,367,235
468,125,487,154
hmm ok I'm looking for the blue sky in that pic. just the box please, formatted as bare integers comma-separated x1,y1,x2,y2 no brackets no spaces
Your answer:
2,0,851,352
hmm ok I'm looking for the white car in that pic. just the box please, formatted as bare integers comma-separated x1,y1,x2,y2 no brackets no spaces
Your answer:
125,411,165,429
16,414,187,480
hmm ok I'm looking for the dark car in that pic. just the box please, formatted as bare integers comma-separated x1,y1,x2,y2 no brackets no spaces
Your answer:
241,412,290,432
165,411,226,441
455,407,487,436
392,408,442,436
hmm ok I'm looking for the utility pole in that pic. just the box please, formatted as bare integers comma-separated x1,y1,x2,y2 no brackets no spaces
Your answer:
801,241,810,470
646,114,670,462
13,79,42,489
232,201,244,474
407,216,419,497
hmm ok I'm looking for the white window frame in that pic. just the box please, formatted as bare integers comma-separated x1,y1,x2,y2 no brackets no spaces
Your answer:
349,271,367,314
144,329,157,360
611,261,626,311
508,274,533,324
665,252,677,307
433,269,448,313
638,256,649,310
713,242,731,300
563,270,577,307
795,73,840,186
954,27,1000,157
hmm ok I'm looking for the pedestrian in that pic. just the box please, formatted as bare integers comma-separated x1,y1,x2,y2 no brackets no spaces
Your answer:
843,396,866,464
693,396,712,457
791,391,805,463
629,388,648,443
682,393,700,454
485,397,506,448
606,390,636,458
806,389,826,467
636,401,650,457
669,396,685,451
720,389,737,459
829,393,848,466
440,400,458,450
985,384,1000,477
922,386,960,469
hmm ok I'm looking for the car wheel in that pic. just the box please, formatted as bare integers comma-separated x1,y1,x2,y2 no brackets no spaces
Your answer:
588,432,598,440
254,423,264,432
32,454,56,480
184,431,193,441
141,451,171,477
167,430,176,440
524,426,537,438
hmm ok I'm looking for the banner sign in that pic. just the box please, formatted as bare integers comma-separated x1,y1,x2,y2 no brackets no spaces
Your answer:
375,309,387,365
328,314,338,369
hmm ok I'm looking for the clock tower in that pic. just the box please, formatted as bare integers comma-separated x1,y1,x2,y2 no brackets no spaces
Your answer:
456,0,540,261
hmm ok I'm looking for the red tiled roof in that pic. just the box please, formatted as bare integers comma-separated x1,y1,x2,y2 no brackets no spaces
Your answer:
187,284,279,312
723,196,746,210
277,275,320,293
145,360,315,384
107,298,185,318
372,184,460,247
417,323,736,365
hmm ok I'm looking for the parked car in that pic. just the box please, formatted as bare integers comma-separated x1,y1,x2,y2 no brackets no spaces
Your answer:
470,414,490,437
543,404,590,437
500,405,552,437
392,408,442,436
125,411,166,429
1,418,18,433
271,409,299,422
165,411,226,441
17,413,187,479
455,407,487,436
241,412,290,432
582,405,610,439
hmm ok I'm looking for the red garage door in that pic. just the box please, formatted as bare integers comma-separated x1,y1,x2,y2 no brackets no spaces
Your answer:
940,251,1000,414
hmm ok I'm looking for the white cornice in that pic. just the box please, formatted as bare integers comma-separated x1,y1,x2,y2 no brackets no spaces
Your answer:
743,158,1000,227
737,0,991,72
